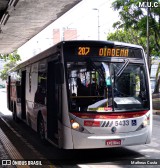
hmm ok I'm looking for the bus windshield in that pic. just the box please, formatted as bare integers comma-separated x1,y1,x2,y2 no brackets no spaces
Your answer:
66,60,149,112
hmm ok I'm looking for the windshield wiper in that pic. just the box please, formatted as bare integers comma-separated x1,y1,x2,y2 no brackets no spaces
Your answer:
116,59,130,80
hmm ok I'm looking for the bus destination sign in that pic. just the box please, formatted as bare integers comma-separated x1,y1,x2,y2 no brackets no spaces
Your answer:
78,47,129,57
74,45,143,59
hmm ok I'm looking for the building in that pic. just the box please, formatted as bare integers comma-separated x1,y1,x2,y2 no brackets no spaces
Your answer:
53,28,77,44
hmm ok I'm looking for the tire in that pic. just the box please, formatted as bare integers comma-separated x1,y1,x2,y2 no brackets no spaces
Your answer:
38,115,46,143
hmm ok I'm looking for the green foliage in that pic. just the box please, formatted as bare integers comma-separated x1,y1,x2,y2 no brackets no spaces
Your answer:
0,51,21,62
0,62,16,81
110,0,160,56
0,51,21,81
107,29,146,50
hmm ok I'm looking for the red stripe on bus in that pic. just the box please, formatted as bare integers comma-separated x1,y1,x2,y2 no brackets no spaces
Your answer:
84,121,100,127
72,111,148,119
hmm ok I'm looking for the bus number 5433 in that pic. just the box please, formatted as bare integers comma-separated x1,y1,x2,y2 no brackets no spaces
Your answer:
115,120,129,126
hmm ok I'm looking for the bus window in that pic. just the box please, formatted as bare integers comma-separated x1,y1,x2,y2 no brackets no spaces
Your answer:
67,62,149,112
34,61,47,105
111,63,149,109
67,61,112,112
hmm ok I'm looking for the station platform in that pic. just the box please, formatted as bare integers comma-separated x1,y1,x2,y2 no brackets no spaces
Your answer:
0,128,16,168
0,115,54,167
0,128,13,166
0,117,28,167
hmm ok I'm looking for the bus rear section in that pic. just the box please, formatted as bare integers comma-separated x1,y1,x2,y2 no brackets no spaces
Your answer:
63,41,152,149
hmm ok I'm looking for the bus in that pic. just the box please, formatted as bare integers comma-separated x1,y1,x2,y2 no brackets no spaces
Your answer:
7,40,152,149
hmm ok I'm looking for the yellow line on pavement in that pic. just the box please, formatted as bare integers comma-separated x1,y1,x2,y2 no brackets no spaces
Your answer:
0,128,30,168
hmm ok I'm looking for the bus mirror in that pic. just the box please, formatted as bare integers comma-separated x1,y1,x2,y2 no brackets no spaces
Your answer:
56,63,64,84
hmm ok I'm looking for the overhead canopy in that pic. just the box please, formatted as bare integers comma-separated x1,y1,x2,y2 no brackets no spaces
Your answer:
0,0,81,54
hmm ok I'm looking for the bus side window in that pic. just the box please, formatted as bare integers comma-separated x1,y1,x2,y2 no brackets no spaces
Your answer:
35,61,47,105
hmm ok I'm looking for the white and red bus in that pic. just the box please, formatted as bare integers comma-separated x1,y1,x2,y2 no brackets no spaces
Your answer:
7,40,152,149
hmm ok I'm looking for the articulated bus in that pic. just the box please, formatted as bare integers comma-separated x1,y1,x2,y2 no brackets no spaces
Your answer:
7,40,152,149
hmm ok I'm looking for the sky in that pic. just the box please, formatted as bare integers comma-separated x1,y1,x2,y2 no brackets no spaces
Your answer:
18,0,119,61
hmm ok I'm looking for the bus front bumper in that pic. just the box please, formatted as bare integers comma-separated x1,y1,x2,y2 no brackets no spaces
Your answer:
72,128,151,149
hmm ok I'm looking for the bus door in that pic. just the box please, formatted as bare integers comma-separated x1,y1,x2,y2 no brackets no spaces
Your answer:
21,70,26,119
7,76,11,110
47,60,59,144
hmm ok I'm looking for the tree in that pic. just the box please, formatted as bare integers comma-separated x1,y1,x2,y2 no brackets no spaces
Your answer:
0,51,21,62
110,0,160,56
107,29,146,50
0,51,21,81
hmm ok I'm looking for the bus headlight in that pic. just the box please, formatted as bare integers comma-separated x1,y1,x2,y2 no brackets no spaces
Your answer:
70,120,90,133
142,119,148,127
72,122,80,130
142,115,150,127
136,116,150,131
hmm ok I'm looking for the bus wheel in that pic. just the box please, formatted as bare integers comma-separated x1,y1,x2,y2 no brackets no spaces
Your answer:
38,115,46,143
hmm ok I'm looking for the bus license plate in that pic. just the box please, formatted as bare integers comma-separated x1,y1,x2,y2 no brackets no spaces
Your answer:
106,139,121,146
